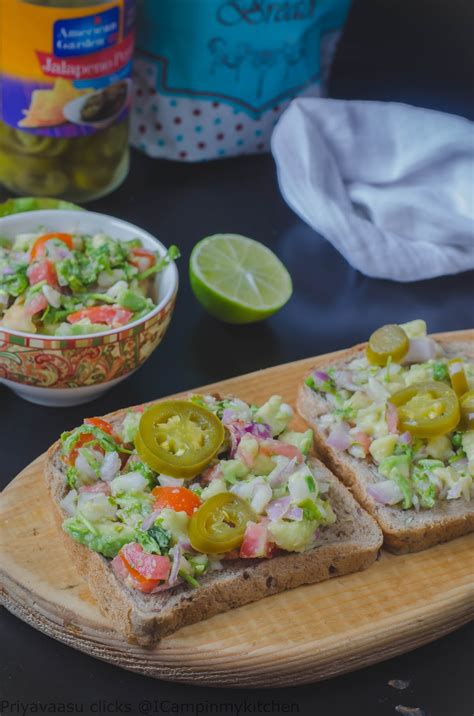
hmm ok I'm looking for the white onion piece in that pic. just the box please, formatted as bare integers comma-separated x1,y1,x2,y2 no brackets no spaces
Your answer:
100,451,121,482
75,452,97,481
333,370,359,392
60,489,78,516
42,284,62,308
402,337,439,364
367,480,403,505
251,483,273,514
157,474,185,487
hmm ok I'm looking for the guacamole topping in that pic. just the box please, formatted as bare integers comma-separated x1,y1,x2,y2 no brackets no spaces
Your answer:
59,395,335,594
0,229,179,335
306,320,473,511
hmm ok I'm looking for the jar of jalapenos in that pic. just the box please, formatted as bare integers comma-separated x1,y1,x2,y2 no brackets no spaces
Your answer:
0,0,136,202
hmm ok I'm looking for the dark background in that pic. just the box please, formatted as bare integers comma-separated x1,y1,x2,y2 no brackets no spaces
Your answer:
1,1,473,714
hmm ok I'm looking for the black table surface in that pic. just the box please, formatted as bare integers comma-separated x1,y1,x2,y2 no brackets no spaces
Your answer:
1,1,473,714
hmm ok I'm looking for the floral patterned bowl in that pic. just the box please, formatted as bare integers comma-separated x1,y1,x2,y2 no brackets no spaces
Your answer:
0,210,178,406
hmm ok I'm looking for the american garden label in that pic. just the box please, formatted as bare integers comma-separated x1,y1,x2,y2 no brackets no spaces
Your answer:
0,0,135,137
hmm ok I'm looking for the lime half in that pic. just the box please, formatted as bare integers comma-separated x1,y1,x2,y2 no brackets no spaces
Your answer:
189,234,292,324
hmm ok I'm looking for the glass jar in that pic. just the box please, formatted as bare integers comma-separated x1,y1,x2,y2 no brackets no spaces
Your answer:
0,0,135,202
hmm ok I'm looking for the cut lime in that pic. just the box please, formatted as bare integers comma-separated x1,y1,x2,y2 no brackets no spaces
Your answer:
189,234,292,324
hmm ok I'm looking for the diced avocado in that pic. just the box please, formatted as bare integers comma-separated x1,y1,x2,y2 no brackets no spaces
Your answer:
252,454,276,475
378,454,413,508
63,517,135,558
268,520,315,553
299,497,335,524
157,508,189,545
237,436,258,465
404,363,434,386
78,494,117,522
115,491,154,527
462,431,474,464
200,477,227,501
121,411,141,444
118,288,149,312
425,435,453,461
110,472,149,496
254,395,293,436
399,319,427,339
369,435,398,463
279,429,313,455
220,459,249,484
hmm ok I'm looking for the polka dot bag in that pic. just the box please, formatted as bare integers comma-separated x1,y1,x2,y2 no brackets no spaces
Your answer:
131,0,352,162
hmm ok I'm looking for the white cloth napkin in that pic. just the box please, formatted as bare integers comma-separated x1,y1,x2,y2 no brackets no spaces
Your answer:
271,98,474,281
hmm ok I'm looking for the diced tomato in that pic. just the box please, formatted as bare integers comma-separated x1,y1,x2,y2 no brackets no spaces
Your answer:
119,543,170,592
240,521,273,559
79,482,110,496
259,439,304,463
67,433,104,466
128,247,156,273
67,305,133,328
30,232,74,261
27,259,57,287
152,486,201,516
84,417,114,435
353,431,372,456
24,292,48,317
386,402,399,434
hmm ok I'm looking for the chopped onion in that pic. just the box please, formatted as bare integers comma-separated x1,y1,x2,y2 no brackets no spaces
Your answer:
326,422,352,451
367,480,403,505
285,506,303,521
266,496,291,521
313,370,330,384
157,474,185,487
268,456,298,487
333,370,359,392
168,543,182,585
399,431,412,445
386,402,399,434
141,509,162,531
60,489,78,516
100,451,121,482
402,337,439,364
251,483,273,514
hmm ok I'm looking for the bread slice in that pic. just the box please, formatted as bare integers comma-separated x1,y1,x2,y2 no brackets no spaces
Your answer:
44,405,382,646
297,334,474,555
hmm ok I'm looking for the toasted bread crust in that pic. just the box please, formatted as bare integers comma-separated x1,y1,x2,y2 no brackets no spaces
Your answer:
44,406,383,646
297,334,474,554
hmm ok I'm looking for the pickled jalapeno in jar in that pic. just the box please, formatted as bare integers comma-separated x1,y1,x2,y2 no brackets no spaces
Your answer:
0,0,135,202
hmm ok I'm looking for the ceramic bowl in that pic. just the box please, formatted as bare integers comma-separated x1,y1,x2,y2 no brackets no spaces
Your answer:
0,210,178,406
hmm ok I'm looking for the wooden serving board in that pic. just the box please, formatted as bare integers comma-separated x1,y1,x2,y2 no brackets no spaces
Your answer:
1,332,473,688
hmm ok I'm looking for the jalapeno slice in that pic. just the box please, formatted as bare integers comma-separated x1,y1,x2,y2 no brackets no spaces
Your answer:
391,381,460,437
448,358,469,397
459,391,474,431
189,493,256,554
366,324,409,366
135,401,225,479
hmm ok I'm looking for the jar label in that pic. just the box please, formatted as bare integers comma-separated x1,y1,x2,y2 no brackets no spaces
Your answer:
0,0,135,137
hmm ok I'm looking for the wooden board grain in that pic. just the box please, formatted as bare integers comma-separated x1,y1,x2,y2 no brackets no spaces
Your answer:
1,332,473,688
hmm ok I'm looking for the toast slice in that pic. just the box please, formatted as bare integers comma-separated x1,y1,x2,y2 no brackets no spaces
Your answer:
297,333,474,554
45,404,382,646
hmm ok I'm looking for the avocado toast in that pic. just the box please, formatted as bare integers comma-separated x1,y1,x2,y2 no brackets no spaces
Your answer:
45,394,382,646
298,322,474,554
